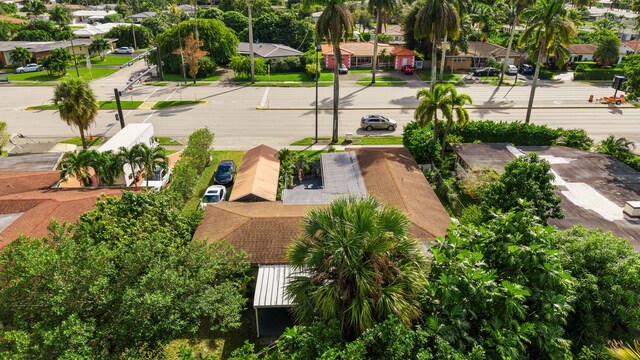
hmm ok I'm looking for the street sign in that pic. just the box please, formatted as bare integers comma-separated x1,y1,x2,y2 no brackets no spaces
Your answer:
128,85,133,91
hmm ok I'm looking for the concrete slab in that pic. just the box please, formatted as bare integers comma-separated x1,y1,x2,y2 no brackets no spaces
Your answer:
0,153,63,171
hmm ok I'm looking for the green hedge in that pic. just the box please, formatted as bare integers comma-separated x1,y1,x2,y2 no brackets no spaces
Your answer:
571,61,597,70
574,67,623,80
449,120,563,146
539,69,554,80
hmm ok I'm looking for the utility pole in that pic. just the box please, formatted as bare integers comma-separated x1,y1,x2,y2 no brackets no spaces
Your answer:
155,45,163,80
315,44,320,143
69,38,80,78
114,88,125,129
247,0,255,83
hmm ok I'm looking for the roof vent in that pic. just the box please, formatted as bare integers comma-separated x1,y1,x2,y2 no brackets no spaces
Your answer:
623,201,640,219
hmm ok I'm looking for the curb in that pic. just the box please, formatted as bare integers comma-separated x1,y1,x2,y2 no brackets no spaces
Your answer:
259,104,637,111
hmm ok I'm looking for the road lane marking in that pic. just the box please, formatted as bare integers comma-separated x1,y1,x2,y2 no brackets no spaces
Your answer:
142,86,180,124
259,87,270,109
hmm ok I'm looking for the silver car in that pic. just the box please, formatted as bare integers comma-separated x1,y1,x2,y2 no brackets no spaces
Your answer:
360,115,397,131
16,63,42,73
113,47,134,54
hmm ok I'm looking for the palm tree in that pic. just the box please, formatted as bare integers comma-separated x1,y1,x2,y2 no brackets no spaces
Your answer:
89,39,111,61
519,0,575,124
117,145,142,186
132,143,168,187
415,83,455,145
53,79,100,150
597,135,635,158
440,87,472,157
59,151,93,186
415,0,460,88
439,0,468,82
286,196,427,340
168,4,188,84
9,47,32,67
23,0,46,19
86,150,122,187
498,0,534,85
48,5,71,26
314,0,353,143
368,0,398,84
608,340,640,360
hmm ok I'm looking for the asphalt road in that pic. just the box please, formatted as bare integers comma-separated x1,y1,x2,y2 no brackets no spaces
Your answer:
2,65,639,150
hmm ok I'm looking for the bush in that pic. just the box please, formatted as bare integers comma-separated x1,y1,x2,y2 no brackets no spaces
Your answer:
168,159,198,204
359,32,371,42
539,69,554,80
402,121,440,164
182,127,214,174
571,61,597,70
458,204,485,226
305,63,317,78
574,67,623,80
450,120,562,146
40,48,71,76
197,57,216,77
554,128,594,150
458,168,499,201
105,24,153,48
270,56,303,72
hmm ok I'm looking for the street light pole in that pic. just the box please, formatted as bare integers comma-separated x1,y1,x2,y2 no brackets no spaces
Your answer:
69,38,80,78
247,0,255,84
315,44,320,144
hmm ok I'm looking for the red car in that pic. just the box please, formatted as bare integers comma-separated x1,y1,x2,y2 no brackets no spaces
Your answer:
401,65,415,75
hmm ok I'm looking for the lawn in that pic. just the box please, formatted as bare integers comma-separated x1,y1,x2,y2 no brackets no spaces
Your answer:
183,150,245,214
5,68,118,82
414,70,464,84
59,136,104,147
91,55,135,67
153,100,206,109
234,70,334,82
236,81,334,87
27,100,142,110
163,73,220,81
156,137,182,146
291,136,403,146
356,76,407,86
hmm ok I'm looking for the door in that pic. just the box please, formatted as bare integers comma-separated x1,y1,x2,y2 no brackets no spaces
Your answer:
402,57,408,66
508,58,515,65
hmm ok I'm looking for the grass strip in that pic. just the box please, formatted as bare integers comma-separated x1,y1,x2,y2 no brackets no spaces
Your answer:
356,76,407,86
152,100,206,109
27,100,142,110
156,137,182,146
59,136,104,147
291,136,403,146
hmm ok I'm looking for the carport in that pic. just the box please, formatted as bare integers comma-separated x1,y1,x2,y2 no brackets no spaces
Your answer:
253,265,307,337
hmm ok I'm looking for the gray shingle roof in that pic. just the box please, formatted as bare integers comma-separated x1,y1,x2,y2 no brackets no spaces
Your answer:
237,42,303,59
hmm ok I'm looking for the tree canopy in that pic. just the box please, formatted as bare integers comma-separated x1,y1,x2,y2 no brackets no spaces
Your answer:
0,191,249,358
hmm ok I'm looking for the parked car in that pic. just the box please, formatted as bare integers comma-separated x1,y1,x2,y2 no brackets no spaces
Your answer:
360,115,397,131
339,64,348,74
473,67,498,77
113,47,134,54
200,185,226,208
15,63,43,73
506,65,518,75
214,160,237,185
519,64,534,75
401,65,415,75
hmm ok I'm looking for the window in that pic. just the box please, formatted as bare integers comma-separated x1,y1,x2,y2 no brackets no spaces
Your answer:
454,57,466,62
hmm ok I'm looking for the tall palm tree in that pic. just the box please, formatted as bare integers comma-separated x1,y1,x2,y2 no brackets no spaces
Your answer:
87,150,122,187
24,0,46,19
59,150,93,187
498,0,534,85
519,0,575,124
440,87,472,157
415,83,454,144
286,196,427,340
314,0,353,143
117,145,142,186
369,0,398,84
415,0,460,88
132,143,168,187
53,79,99,150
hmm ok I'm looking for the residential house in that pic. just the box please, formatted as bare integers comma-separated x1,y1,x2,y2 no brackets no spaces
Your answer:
381,24,404,45
444,41,523,71
237,42,303,60
130,11,157,24
623,39,640,52
0,39,114,66
194,146,451,338
71,10,117,24
321,42,415,70
0,170,129,249
73,22,137,40
567,43,634,64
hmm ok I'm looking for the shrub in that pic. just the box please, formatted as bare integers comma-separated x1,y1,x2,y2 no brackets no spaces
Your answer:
458,168,499,201
197,57,216,77
168,159,198,204
305,63,317,78
402,121,440,164
572,61,597,70
40,48,71,76
359,32,371,42
539,69,554,80
574,67,623,80
182,128,214,174
458,204,485,226
271,56,303,72
450,120,562,146
554,128,594,150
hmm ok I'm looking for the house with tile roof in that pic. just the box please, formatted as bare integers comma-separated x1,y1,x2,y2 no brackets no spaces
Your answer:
567,43,635,65
444,41,524,71
381,24,404,44
321,42,415,70
0,171,130,249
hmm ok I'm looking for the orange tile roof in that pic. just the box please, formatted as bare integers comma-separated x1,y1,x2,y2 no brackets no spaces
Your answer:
322,42,413,57
567,44,597,55
623,39,640,52
0,171,133,249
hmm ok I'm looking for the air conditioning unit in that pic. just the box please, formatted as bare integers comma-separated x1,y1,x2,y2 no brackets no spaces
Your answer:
623,201,640,218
